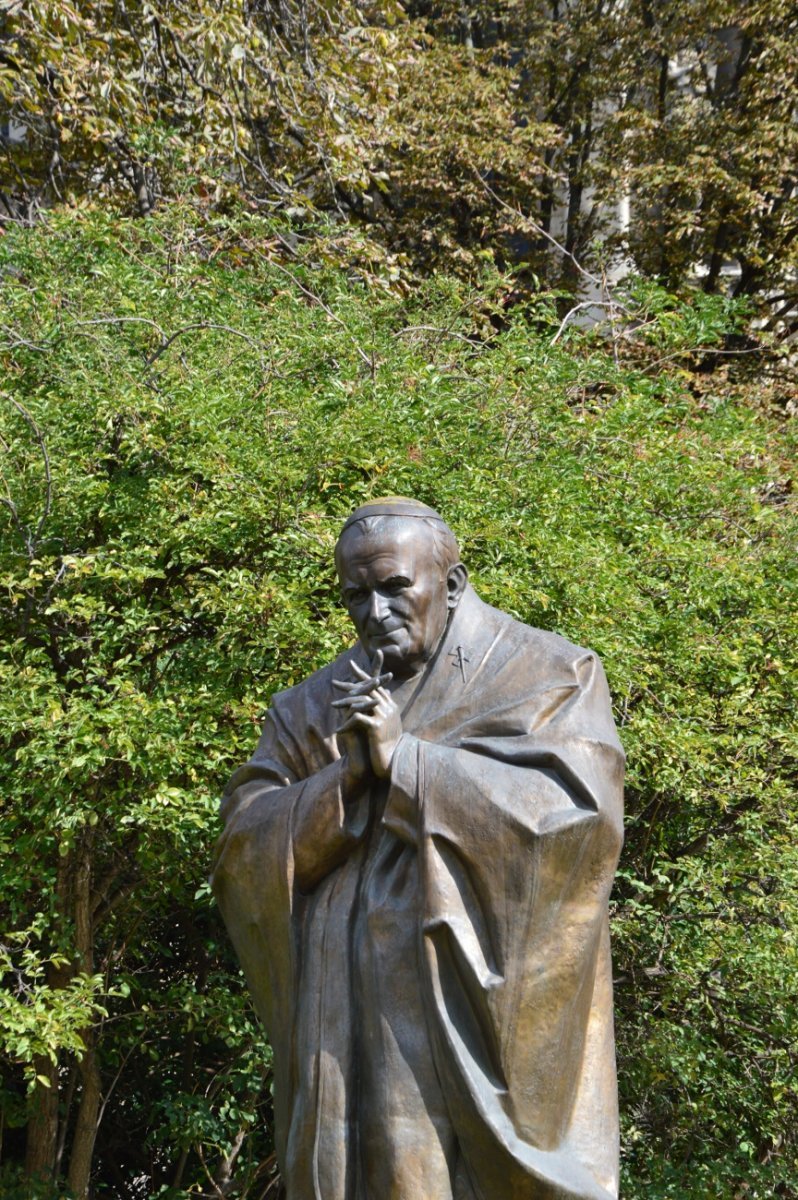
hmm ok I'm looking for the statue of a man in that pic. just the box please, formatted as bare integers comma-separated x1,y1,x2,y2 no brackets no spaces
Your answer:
212,497,624,1200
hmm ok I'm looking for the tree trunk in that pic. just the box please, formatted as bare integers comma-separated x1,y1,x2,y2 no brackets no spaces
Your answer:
66,1040,102,1199
55,1059,79,1177
66,828,101,1199
703,214,730,292
24,1053,59,1183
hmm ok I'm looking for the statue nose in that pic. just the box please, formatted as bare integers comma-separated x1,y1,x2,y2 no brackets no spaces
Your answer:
367,591,389,624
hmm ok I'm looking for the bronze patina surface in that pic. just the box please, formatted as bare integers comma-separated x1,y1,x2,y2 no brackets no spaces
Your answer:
212,498,624,1199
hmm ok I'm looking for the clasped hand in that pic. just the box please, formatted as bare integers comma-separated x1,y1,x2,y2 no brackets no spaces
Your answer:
332,649,403,780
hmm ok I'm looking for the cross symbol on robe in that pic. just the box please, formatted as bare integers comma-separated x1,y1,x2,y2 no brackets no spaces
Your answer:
448,644,470,683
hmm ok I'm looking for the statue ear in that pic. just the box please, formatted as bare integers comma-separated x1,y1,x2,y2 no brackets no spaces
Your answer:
446,563,468,609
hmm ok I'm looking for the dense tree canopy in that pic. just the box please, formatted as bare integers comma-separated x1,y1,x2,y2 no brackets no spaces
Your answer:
1,2,797,1197
2,2,797,313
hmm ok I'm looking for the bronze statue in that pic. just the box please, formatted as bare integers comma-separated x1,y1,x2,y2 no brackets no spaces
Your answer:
212,497,624,1199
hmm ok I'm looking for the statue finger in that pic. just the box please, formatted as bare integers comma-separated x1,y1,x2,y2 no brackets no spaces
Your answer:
332,677,373,695
332,695,378,711
350,679,383,698
334,662,390,696
337,713,360,733
332,678,359,692
338,712,374,733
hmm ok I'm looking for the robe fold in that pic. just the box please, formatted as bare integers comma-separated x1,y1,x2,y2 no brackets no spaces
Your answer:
211,585,624,1200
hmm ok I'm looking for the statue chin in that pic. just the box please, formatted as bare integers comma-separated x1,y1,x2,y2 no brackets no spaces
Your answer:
366,638,430,680
363,632,408,664
363,619,449,676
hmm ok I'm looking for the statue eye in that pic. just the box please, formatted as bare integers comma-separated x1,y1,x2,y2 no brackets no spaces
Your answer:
346,589,368,604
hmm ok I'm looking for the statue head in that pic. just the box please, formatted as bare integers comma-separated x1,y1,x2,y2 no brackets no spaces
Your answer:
335,498,467,678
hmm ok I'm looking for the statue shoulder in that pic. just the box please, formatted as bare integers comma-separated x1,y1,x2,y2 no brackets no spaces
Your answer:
522,622,601,675
472,593,599,674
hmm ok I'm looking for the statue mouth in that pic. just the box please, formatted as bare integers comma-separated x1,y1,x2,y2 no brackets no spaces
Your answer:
369,628,400,648
367,627,404,642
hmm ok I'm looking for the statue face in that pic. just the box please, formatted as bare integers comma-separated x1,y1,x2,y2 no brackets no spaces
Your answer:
337,521,451,678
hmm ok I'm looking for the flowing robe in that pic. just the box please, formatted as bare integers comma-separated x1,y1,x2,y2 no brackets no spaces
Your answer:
212,585,624,1200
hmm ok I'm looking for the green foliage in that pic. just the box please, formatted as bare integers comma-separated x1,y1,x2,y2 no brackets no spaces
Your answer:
0,928,105,1077
0,202,796,1196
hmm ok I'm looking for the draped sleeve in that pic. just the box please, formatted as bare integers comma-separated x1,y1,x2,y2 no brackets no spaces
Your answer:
210,667,369,1164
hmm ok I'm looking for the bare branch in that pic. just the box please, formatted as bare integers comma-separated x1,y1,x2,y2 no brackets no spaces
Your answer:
242,238,376,372
0,323,48,352
550,299,628,345
144,322,268,370
394,324,484,348
69,315,270,376
640,344,765,375
0,494,29,551
94,1045,136,1134
472,166,604,289
71,316,167,337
